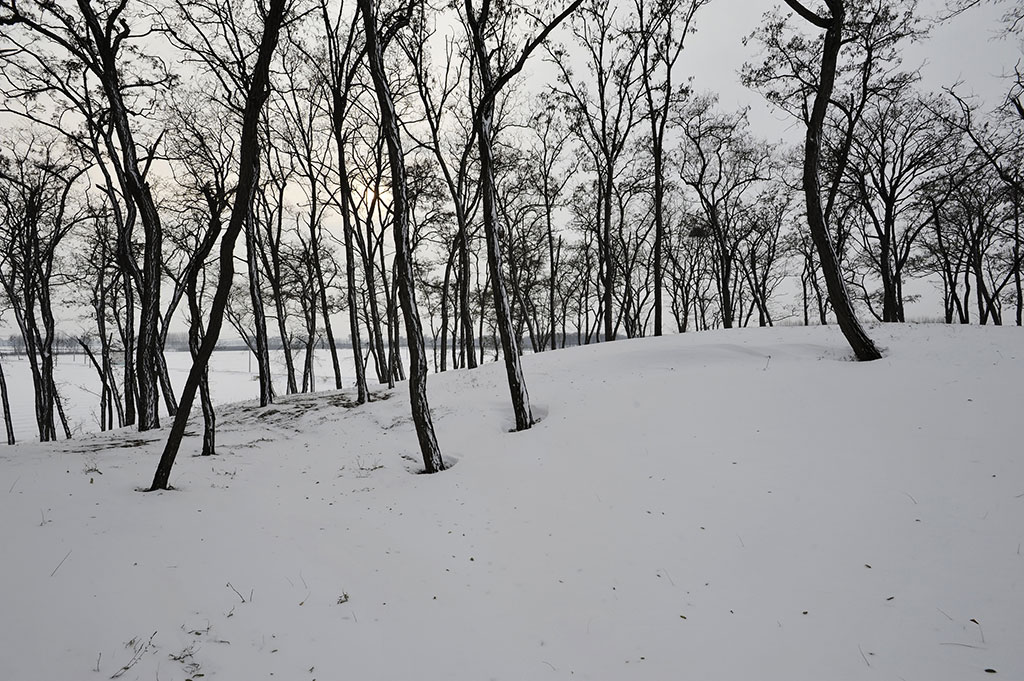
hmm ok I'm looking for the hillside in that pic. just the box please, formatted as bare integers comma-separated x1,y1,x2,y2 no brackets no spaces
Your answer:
0,324,1021,681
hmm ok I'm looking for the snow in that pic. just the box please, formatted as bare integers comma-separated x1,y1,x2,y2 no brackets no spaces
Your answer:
0,324,1021,680
0,349,359,437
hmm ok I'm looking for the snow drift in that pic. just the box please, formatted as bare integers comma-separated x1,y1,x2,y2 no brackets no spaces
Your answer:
0,324,1020,680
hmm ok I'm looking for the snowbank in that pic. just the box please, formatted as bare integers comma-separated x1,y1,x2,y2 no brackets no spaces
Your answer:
0,324,1020,680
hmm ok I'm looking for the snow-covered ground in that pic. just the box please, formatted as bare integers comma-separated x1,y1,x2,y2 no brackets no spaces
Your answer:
0,348,356,438
0,324,1021,680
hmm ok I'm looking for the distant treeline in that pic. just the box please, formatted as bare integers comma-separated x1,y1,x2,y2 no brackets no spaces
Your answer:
0,331,592,357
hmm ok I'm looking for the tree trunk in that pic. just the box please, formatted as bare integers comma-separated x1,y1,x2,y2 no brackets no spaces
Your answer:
359,0,444,473
791,0,881,360
473,115,533,431
150,0,289,490
0,358,14,444
602,169,614,342
187,285,216,457
337,147,369,403
308,200,343,390
245,212,275,406
458,229,478,368
52,376,71,440
118,277,138,427
440,242,455,370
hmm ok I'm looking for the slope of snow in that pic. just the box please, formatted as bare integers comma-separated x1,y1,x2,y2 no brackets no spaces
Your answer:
0,324,1020,681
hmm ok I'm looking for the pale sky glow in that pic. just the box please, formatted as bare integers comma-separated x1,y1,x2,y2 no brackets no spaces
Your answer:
682,1,1021,142
513,1,1022,146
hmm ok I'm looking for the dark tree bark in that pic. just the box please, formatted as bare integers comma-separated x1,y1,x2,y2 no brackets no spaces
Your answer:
336,146,369,403
0,358,14,444
0,0,167,432
0,140,85,442
244,210,275,405
463,0,582,431
358,0,444,473
150,0,291,490
785,0,881,361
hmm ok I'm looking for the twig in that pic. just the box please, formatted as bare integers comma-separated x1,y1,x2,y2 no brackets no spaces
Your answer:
858,645,871,667
903,492,918,505
970,618,986,644
937,607,954,621
763,355,772,371
226,582,246,603
940,642,986,649
8,476,20,493
541,661,556,671
94,652,101,673
50,550,72,577
110,632,156,679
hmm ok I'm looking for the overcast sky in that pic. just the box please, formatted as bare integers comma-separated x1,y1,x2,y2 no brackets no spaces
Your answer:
667,0,1021,144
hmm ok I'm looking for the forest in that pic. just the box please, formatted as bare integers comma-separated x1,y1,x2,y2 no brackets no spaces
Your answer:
0,0,1022,486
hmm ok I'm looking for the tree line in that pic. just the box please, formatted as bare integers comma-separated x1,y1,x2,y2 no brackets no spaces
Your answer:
0,0,1020,486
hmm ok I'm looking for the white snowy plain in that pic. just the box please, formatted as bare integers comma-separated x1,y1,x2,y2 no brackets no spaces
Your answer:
0,324,1021,681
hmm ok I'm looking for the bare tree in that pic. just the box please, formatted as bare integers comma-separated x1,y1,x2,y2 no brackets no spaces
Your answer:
678,97,774,329
316,0,370,402
523,97,576,351
549,0,641,342
632,0,707,336
1,0,174,428
460,0,583,431
358,0,444,472
844,90,953,321
0,136,86,441
150,0,293,490
747,0,893,359
0,352,14,444
273,34,346,390
401,5,482,369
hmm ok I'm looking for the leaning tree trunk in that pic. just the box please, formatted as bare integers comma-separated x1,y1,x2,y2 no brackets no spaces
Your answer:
245,211,275,406
155,348,178,417
461,0,581,430
0,358,14,444
52,377,71,440
790,0,881,361
79,339,110,430
359,0,444,473
474,116,534,430
149,0,289,490
310,229,343,391
187,286,216,457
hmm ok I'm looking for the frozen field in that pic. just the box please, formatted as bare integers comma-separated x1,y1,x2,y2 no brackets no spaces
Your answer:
0,348,360,439
0,324,1021,680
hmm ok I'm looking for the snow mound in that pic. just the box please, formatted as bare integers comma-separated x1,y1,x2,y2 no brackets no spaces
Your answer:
1,324,1021,680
